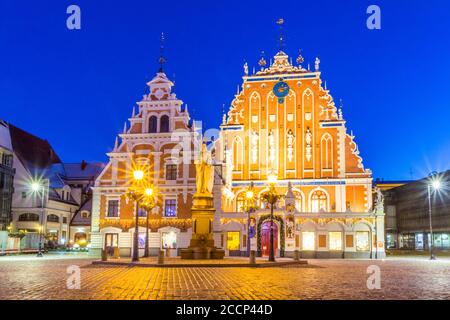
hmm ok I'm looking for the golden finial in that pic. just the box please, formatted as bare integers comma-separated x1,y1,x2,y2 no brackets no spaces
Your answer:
296,49,304,65
258,51,267,68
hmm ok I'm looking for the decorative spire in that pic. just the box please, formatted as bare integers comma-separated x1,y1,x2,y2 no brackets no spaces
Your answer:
131,106,136,118
114,137,119,151
315,57,320,71
123,122,127,134
221,104,227,125
158,32,166,73
276,18,285,51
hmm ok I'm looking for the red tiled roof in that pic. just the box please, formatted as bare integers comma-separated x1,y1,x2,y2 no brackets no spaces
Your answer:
8,123,61,170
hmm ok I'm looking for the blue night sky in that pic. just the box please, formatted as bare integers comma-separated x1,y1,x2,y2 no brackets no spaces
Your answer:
1,0,449,180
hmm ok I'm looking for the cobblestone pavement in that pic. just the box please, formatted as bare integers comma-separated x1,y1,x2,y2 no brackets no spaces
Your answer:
1,254,450,300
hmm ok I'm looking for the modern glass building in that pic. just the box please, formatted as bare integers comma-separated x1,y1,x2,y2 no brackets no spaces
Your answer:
383,171,450,250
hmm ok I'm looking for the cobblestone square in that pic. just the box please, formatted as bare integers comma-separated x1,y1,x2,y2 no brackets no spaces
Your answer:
1,254,450,300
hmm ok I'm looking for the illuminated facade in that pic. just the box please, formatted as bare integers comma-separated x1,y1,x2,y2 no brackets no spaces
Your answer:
91,48,385,259
90,71,198,257
215,49,385,258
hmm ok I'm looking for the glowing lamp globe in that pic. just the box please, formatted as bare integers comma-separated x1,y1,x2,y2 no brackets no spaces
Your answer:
133,170,144,181
31,182,41,192
432,180,441,190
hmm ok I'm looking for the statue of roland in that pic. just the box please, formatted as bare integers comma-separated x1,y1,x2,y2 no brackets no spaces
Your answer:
195,142,214,196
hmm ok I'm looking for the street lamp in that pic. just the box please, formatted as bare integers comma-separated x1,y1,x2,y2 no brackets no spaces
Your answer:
126,169,146,263
140,186,158,258
263,172,281,262
427,173,442,260
243,183,256,257
30,178,49,257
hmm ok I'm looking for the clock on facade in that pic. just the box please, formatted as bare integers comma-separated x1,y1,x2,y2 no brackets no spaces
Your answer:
273,80,290,103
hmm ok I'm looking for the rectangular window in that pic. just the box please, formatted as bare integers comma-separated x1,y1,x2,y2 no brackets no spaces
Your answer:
165,164,177,180
62,217,68,224
164,199,177,217
107,200,119,217
356,231,370,251
302,232,315,251
227,232,240,251
329,232,343,251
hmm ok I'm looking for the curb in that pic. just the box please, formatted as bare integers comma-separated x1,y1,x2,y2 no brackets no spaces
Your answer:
91,260,308,268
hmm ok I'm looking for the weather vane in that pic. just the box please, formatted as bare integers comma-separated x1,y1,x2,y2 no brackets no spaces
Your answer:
158,32,166,72
276,18,285,51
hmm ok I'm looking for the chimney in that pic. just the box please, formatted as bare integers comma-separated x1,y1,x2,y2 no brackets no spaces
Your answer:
81,160,87,170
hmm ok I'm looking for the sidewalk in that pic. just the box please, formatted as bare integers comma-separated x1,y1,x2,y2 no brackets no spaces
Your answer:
92,256,308,268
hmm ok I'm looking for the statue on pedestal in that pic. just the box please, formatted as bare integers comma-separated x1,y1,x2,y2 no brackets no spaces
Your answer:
195,143,214,196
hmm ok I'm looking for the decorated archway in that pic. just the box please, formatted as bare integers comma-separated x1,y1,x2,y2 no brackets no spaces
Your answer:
257,214,285,256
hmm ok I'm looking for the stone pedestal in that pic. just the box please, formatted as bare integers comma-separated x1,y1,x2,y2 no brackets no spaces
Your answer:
181,194,225,259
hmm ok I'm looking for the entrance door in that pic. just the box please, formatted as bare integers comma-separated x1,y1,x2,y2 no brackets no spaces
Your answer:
261,221,278,257
104,233,118,257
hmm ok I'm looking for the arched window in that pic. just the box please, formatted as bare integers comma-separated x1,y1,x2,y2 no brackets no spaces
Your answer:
293,191,303,212
148,116,157,133
236,193,245,212
232,136,243,171
160,115,170,133
47,214,60,223
311,190,327,212
18,213,39,222
321,133,333,170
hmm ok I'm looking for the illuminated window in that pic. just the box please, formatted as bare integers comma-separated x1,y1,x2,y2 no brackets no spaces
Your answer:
236,194,245,212
356,231,370,251
293,191,302,211
311,190,327,212
329,232,342,250
302,232,315,250
232,137,243,171
227,232,240,251
162,232,177,249
164,199,177,217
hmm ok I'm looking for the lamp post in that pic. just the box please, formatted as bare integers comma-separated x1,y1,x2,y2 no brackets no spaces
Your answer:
141,186,157,258
31,179,49,257
127,169,145,263
263,173,281,262
244,182,256,257
427,173,441,261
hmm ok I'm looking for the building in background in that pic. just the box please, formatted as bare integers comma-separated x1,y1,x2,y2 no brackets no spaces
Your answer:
382,171,450,250
0,121,15,231
0,120,103,251
0,121,15,253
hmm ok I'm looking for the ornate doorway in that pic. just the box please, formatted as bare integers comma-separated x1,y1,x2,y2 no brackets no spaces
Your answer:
261,221,278,257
